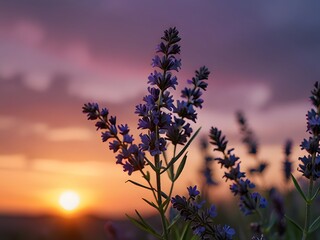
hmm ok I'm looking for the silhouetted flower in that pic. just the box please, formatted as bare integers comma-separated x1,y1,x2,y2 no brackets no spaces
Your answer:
83,102,99,120
298,155,320,180
283,139,293,182
236,111,258,155
187,185,200,198
199,137,219,187
236,111,268,175
209,127,267,216
300,137,319,154
140,132,167,156
165,117,192,145
82,27,209,177
172,186,235,240
230,179,255,196
298,81,320,180
210,127,228,152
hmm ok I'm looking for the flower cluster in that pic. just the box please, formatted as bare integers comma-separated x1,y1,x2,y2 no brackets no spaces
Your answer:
200,137,218,186
236,111,258,155
209,127,267,216
171,185,235,240
283,139,293,182
236,111,267,174
82,103,145,175
299,82,320,180
83,27,209,175
136,27,209,155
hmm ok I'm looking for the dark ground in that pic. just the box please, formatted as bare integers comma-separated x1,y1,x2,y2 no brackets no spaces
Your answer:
0,214,155,240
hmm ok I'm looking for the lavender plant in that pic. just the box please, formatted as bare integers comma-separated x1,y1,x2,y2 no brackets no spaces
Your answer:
236,111,268,176
209,127,267,238
83,27,210,239
283,139,293,183
287,82,320,240
171,185,235,240
82,27,320,240
198,137,219,201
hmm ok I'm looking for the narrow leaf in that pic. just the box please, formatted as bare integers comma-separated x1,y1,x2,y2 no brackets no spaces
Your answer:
142,198,159,210
311,185,320,202
161,127,201,174
142,171,151,182
161,191,169,199
190,236,200,240
309,215,320,233
291,174,307,202
126,180,153,191
144,156,157,171
126,214,161,238
174,153,187,181
285,214,303,233
167,164,174,181
265,212,277,232
180,222,191,240
162,196,171,210
167,214,180,230
135,210,162,237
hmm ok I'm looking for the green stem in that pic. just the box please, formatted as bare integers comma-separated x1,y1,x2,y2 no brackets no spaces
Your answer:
302,153,315,240
155,154,169,239
139,169,158,201
164,145,177,213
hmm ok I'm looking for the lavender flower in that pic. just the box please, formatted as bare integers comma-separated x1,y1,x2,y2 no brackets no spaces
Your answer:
83,27,212,240
209,127,267,216
236,111,268,175
236,111,258,155
83,27,210,176
283,139,293,182
187,185,200,198
83,103,146,175
199,137,218,187
298,82,320,180
171,185,235,240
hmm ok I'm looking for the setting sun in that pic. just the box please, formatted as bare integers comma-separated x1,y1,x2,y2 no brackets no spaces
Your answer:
58,191,80,211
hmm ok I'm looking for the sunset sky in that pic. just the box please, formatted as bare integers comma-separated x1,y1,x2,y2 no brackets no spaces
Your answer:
1,1,320,218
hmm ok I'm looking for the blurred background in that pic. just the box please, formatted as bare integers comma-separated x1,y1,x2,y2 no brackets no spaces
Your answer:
0,0,320,239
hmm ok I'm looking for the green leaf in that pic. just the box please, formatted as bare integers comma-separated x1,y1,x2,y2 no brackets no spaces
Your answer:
162,196,170,209
311,185,320,202
291,174,307,202
162,149,169,165
174,153,187,181
126,180,153,191
179,222,191,240
161,127,201,174
190,235,199,240
126,212,162,239
190,236,200,240
285,214,303,233
309,215,320,233
143,171,151,182
161,191,169,199
265,212,277,232
167,164,174,181
144,156,157,171
167,214,180,230
142,198,159,210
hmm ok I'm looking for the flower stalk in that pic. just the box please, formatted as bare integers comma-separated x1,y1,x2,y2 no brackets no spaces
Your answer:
82,27,209,240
